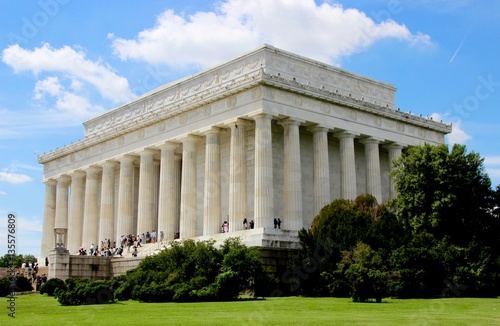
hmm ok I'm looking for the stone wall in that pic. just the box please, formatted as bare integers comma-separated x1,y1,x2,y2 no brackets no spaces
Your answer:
49,256,142,281
68,256,110,280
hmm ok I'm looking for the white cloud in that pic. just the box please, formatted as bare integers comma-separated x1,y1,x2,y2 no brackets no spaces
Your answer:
34,76,61,99
31,75,105,123
484,156,500,165
0,171,33,184
431,112,471,145
0,162,39,184
447,120,471,144
483,157,500,186
2,43,134,103
0,191,6,195
484,157,500,178
110,0,431,68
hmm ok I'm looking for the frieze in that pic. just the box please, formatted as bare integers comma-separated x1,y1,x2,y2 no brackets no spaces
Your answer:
203,105,212,117
251,87,262,100
226,96,237,109
350,110,358,121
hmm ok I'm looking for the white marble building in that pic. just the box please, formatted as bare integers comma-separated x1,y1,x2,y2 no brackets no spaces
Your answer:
38,45,451,258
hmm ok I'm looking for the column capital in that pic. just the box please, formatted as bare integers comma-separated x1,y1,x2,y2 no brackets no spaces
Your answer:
249,112,274,121
57,175,71,184
117,154,137,164
84,165,101,174
158,141,179,151
69,170,86,178
359,137,384,145
308,124,331,133
225,118,252,128
384,142,405,150
334,130,359,139
43,178,57,186
199,126,221,135
179,134,203,143
277,118,304,127
101,161,118,169
137,148,158,157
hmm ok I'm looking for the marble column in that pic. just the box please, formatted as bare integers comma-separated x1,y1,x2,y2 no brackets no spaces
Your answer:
153,161,160,234
68,171,85,254
228,119,248,232
41,179,57,259
309,126,331,215
82,166,101,250
54,175,70,248
116,155,135,240
158,142,179,241
99,161,117,246
335,131,358,200
180,135,198,239
137,149,156,236
386,143,404,199
361,137,383,203
173,155,182,235
253,113,274,228
280,119,303,231
203,128,221,235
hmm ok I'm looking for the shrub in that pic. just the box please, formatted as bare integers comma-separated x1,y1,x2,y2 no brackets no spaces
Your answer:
54,278,114,305
115,238,274,302
0,275,33,296
40,278,65,296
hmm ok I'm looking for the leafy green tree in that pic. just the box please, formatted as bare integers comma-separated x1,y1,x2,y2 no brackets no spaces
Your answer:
493,185,500,218
334,242,389,302
389,143,500,297
0,254,38,268
292,195,400,298
391,143,495,246
0,254,22,268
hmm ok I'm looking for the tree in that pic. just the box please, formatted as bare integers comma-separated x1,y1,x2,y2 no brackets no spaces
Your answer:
292,194,400,298
493,185,500,218
335,242,389,302
391,143,496,247
389,143,500,297
0,254,38,268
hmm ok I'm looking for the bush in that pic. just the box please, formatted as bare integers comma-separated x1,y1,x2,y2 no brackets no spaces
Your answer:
0,275,33,296
40,278,65,296
337,242,389,303
115,238,274,302
54,278,114,305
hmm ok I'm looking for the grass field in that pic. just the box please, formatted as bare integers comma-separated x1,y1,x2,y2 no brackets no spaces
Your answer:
1,294,499,325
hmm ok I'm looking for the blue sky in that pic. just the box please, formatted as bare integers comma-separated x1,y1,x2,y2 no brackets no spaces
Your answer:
0,0,499,258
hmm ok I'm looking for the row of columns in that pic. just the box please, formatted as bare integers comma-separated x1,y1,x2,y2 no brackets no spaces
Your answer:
40,114,403,258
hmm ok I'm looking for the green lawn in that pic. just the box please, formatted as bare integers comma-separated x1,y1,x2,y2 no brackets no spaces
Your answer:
1,294,499,325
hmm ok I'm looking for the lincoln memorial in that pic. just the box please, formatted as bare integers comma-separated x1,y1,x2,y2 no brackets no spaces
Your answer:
38,45,452,259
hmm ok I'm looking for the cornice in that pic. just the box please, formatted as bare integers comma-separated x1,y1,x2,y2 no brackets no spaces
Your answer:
260,73,452,134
